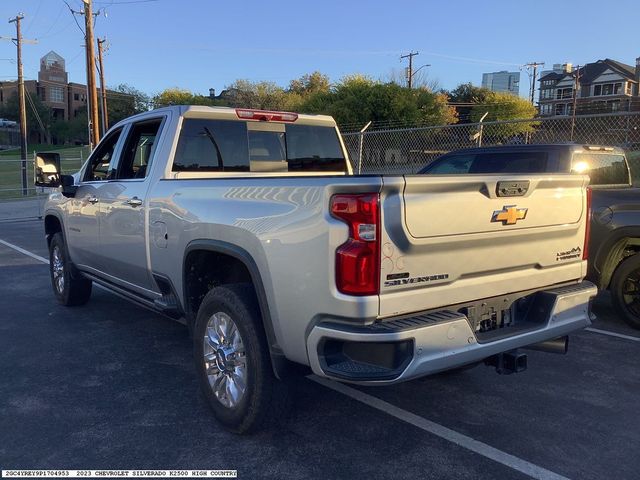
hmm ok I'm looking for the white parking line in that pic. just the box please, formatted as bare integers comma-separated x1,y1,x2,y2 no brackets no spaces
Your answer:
585,327,640,342
0,239,49,264
310,375,569,480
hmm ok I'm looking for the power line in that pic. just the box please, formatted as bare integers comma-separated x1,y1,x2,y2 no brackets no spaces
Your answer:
63,1,86,35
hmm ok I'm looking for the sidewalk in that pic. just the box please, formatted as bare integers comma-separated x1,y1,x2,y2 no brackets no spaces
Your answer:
0,196,46,221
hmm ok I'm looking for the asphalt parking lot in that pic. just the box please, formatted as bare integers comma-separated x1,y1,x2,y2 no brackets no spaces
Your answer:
1,219,639,480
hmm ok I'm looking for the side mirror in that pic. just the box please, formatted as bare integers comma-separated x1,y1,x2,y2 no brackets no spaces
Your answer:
60,174,77,198
34,152,61,188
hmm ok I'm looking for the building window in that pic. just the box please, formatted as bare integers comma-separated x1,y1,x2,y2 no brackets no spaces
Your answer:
555,104,566,116
556,87,573,99
608,100,621,112
626,82,633,95
74,93,79,101
540,89,554,99
49,86,64,103
540,103,552,115
594,82,623,96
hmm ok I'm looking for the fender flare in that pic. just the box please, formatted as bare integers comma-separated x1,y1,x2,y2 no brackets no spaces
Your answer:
44,211,66,245
594,226,640,289
183,239,293,379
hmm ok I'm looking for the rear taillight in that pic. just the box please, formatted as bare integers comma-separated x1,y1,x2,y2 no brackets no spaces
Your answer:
583,186,592,260
330,193,380,296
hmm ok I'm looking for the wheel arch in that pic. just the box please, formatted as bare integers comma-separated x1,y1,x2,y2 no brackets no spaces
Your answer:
44,213,65,246
183,239,293,379
595,227,640,290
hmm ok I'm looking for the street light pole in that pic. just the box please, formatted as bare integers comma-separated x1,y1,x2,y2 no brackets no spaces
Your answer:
401,51,419,89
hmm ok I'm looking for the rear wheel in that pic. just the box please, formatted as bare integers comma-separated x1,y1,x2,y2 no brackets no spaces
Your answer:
610,254,640,329
49,232,92,306
194,283,290,433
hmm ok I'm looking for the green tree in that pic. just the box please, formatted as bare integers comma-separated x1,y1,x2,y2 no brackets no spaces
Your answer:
448,83,492,104
300,75,456,127
107,83,151,124
223,80,292,110
288,71,330,96
469,91,538,139
152,87,213,108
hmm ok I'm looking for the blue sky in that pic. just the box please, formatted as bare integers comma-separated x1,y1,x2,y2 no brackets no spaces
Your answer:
1,0,639,98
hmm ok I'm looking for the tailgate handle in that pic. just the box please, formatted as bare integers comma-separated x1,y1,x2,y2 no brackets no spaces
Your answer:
497,181,529,197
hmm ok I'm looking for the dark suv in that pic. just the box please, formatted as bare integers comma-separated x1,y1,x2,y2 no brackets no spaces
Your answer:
420,144,640,329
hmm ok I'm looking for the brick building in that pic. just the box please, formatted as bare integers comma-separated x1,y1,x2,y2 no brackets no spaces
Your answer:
0,50,131,125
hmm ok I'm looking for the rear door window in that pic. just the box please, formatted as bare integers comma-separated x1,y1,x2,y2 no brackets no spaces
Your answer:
173,119,250,172
571,153,630,186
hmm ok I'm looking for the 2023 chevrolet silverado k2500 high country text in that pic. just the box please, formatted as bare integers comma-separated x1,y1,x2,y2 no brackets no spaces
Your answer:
36,106,596,433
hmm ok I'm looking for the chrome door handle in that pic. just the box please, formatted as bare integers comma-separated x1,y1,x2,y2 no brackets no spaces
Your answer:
125,197,143,207
87,196,99,204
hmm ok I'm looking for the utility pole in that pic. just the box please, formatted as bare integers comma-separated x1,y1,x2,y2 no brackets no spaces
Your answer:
570,65,581,141
7,14,36,196
524,61,545,105
401,51,419,89
97,37,108,135
83,0,100,148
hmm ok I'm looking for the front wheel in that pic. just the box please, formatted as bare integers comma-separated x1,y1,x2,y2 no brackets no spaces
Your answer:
194,283,290,433
49,233,92,306
610,254,640,329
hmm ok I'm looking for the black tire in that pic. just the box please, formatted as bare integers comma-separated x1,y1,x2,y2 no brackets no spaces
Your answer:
49,232,92,306
194,283,290,433
610,254,640,329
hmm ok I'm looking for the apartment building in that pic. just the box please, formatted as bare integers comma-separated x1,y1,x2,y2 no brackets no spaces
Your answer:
537,58,639,116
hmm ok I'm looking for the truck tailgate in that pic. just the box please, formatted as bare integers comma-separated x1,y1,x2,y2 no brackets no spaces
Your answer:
379,174,589,318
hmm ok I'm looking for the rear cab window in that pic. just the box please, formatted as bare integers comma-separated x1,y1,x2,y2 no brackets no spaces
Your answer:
571,152,631,186
172,118,347,173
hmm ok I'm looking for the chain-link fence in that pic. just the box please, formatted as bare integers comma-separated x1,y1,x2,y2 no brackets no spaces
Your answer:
0,148,88,221
342,111,640,175
3,112,640,220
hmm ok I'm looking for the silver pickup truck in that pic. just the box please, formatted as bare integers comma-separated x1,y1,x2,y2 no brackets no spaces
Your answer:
36,106,596,433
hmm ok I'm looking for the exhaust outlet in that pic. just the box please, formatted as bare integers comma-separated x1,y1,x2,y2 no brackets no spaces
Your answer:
523,336,569,355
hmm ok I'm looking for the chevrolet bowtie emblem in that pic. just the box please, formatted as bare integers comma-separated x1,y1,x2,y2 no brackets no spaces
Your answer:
492,205,528,225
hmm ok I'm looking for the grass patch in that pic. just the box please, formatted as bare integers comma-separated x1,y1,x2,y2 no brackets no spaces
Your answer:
0,145,89,199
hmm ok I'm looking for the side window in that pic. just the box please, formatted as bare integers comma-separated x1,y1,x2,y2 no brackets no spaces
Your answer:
571,153,630,185
116,119,163,180
83,128,122,182
470,152,548,173
173,119,249,171
424,155,475,174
